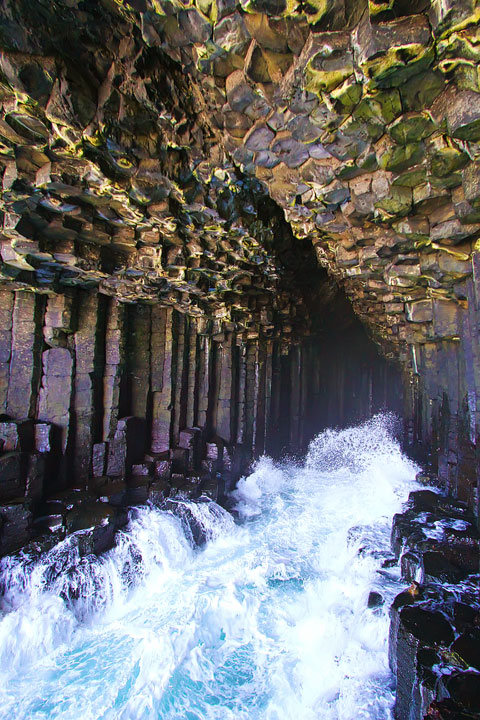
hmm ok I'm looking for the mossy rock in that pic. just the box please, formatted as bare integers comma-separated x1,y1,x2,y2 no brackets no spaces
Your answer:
378,142,425,173
354,89,401,126
306,45,354,94
430,172,463,190
391,166,428,188
399,70,445,112
364,46,435,90
388,112,436,145
431,144,469,177
331,76,363,113
375,186,413,217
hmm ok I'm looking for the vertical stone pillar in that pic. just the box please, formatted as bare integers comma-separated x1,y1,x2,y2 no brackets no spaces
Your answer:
172,311,186,444
151,307,173,453
216,332,234,443
236,342,247,445
103,299,125,441
72,291,102,483
196,319,210,430
0,290,13,413
289,344,301,450
7,291,43,419
38,347,73,453
253,339,267,456
129,303,151,420
264,339,273,451
186,316,197,429
245,341,259,452
266,341,281,455
465,269,480,518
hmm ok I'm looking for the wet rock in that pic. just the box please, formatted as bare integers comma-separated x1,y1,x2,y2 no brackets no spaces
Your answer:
424,698,480,719
95,479,127,507
393,606,454,720
25,453,45,501
148,480,170,504
368,590,384,608
34,423,52,453
438,672,480,714
451,630,480,671
0,503,32,555
66,502,128,555
0,452,23,502
92,443,106,478
163,497,210,546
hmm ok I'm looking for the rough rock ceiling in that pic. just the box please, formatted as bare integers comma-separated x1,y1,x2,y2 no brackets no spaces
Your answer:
1,0,480,358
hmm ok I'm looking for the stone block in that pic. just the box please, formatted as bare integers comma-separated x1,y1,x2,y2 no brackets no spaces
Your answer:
0,503,32,555
106,422,128,478
154,459,172,481
0,422,19,452
131,463,150,476
171,448,190,474
0,452,24,502
92,443,106,477
25,452,45,501
433,300,460,337
206,442,220,461
178,427,200,450
106,417,145,478
148,480,170,504
41,347,73,377
34,422,52,453
406,299,433,323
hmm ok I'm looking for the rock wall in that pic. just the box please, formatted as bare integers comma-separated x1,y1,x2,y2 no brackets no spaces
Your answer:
0,280,398,555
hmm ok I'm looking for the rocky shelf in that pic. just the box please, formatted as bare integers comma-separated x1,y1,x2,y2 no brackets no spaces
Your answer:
390,486,480,720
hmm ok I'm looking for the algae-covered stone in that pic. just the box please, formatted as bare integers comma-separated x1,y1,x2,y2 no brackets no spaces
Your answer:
378,141,425,174
387,112,436,145
306,32,354,94
355,15,434,88
375,186,412,217
430,138,469,178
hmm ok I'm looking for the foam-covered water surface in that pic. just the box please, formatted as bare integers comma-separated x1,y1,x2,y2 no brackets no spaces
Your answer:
0,414,420,719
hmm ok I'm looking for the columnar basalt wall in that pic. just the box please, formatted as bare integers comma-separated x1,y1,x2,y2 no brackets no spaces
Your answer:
0,281,398,555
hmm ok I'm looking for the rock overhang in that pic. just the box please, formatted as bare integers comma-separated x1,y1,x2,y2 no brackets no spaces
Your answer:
0,0,479,358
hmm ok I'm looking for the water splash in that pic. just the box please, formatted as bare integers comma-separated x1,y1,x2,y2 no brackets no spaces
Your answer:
0,414,420,720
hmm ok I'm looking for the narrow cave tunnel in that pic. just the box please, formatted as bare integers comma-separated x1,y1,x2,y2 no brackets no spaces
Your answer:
262,279,403,457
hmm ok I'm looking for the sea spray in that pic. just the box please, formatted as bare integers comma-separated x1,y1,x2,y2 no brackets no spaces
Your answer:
0,414,420,720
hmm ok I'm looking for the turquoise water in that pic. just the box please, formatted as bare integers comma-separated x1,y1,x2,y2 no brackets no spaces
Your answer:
0,415,419,720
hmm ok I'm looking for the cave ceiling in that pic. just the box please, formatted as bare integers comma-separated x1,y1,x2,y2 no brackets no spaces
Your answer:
1,0,480,359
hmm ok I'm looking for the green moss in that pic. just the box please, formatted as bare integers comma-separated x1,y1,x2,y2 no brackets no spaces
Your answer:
392,167,427,188
431,143,469,176
354,89,402,126
363,46,435,89
388,113,436,145
375,186,412,218
378,142,425,173
331,77,363,113
400,70,445,112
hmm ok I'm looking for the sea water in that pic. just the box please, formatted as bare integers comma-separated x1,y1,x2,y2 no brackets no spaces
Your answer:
0,414,420,720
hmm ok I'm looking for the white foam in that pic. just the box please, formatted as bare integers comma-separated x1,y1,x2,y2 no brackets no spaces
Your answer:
0,414,420,720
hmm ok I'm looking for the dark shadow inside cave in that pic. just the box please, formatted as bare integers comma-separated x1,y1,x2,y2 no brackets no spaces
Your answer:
266,278,404,458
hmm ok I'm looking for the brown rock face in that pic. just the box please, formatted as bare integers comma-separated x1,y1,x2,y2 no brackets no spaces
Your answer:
1,0,480,551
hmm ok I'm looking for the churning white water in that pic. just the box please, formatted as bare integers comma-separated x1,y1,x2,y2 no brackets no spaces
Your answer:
0,415,420,720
